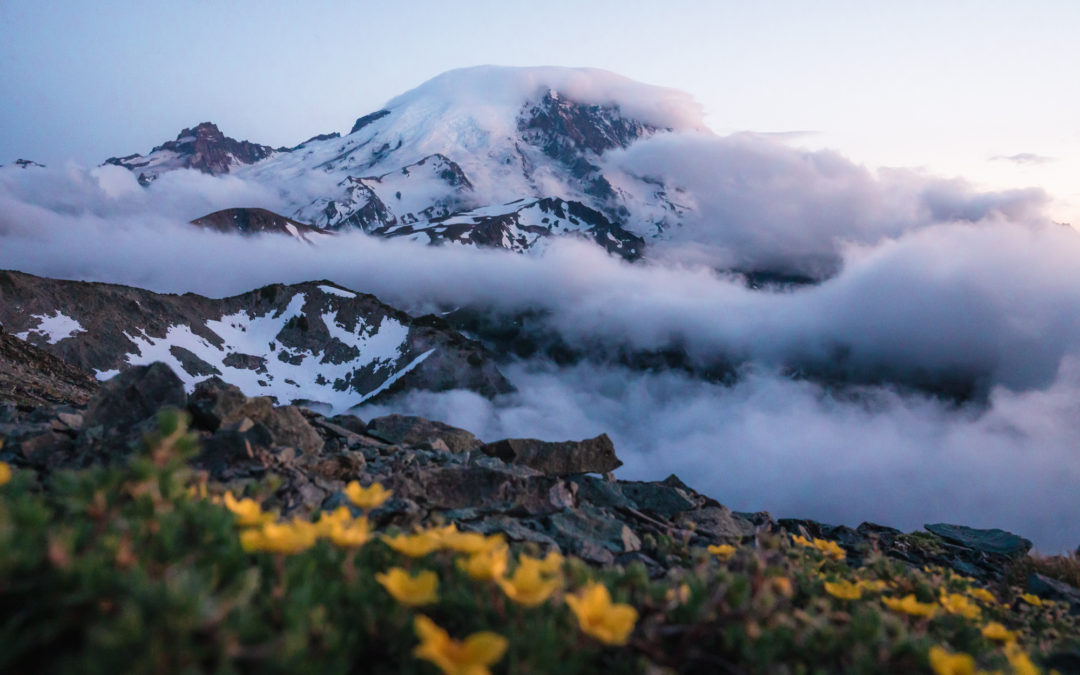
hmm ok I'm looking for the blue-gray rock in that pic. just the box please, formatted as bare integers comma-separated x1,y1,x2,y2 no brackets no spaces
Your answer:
924,523,1032,557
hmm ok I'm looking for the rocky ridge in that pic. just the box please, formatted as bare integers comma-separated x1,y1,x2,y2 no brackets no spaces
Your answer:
1,352,1069,596
0,270,510,409
104,122,282,185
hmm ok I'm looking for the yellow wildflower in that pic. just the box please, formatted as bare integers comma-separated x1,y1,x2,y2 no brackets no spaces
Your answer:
240,518,318,555
1005,643,1039,675
518,551,565,575
565,582,639,646
375,568,439,606
791,534,845,560
413,615,508,675
457,545,509,581
383,530,444,558
328,516,372,549
344,481,392,510
882,594,937,618
792,534,814,548
223,491,274,528
0,461,11,486
825,580,863,600
707,544,737,561
440,525,505,555
315,506,354,536
940,592,982,620
665,583,692,605
770,576,794,597
928,646,976,675
981,622,1017,643
856,579,889,593
816,539,846,560
1019,593,1043,607
496,562,560,607
967,587,997,605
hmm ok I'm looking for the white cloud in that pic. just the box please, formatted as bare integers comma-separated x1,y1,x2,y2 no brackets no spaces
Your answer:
1,145,1078,551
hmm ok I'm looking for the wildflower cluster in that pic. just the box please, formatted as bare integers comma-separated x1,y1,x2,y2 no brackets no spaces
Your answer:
0,410,1075,674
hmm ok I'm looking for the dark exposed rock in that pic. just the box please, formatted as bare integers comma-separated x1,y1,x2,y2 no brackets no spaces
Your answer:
350,110,391,134
104,122,280,184
366,414,482,453
84,363,186,434
291,132,341,150
924,523,1033,557
1027,573,1080,615
0,324,98,408
188,377,249,432
519,90,657,159
479,433,622,475
192,207,329,242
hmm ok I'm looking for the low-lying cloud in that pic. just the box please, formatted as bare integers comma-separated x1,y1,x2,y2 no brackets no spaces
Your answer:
2,150,1078,551
357,359,1080,553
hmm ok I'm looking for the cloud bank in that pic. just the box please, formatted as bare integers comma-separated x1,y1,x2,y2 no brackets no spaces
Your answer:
1,140,1078,551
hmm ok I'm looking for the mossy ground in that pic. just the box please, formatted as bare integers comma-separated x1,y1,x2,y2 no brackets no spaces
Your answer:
0,412,1075,674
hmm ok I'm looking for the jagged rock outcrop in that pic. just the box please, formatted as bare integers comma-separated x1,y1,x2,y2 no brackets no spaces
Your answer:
0,270,511,408
104,122,281,185
479,434,622,475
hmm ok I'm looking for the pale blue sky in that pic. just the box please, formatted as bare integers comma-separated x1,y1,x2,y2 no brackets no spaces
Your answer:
2,0,1077,222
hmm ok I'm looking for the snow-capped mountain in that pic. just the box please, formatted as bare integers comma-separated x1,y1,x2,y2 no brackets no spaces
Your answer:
105,122,282,185
109,67,701,259
253,67,699,257
0,270,511,410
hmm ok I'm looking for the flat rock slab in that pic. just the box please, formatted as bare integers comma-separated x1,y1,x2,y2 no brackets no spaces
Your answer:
925,523,1032,557
479,433,622,475
366,414,482,453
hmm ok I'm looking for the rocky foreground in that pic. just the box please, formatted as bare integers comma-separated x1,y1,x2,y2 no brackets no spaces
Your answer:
1,332,1078,672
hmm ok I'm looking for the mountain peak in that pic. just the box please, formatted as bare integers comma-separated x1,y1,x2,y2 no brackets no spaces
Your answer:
383,65,706,132
104,121,281,185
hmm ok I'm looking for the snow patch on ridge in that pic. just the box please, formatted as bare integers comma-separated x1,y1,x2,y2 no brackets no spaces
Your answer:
14,311,86,344
318,284,357,298
115,292,426,409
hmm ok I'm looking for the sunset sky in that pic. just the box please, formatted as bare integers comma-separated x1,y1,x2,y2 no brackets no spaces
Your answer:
2,0,1077,224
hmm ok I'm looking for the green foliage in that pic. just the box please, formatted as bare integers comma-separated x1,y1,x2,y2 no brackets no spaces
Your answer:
0,412,1074,673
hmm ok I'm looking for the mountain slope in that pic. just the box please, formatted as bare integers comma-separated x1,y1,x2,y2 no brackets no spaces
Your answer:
191,207,331,243
0,270,510,409
0,324,98,408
